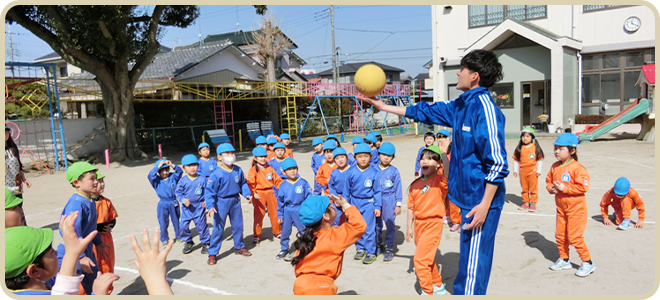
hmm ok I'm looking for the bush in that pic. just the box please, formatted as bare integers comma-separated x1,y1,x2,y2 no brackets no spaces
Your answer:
575,114,643,124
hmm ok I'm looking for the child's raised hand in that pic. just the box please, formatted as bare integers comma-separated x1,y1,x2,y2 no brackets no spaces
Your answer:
130,229,174,295
635,221,644,228
553,181,565,192
92,271,120,295
374,209,381,217
328,194,349,209
603,218,613,226
60,212,98,259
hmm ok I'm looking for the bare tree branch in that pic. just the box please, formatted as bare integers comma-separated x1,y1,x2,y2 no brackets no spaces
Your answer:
128,5,164,86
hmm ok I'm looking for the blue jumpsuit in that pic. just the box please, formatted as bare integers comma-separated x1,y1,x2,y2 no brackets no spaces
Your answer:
176,174,211,245
197,157,216,178
276,178,311,251
148,165,183,242
204,164,251,256
268,157,287,180
370,148,380,167
56,192,104,295
328,165,352,226
347,152,357,167
375,164,402,250
414,146,426,175
405,86,509,295
343,165,382,255
311,152,325,195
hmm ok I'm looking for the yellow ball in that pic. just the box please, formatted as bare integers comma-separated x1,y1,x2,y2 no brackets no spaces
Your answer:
354,64,386,97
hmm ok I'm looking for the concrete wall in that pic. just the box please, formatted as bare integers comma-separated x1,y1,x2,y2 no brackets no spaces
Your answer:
562,48,579,127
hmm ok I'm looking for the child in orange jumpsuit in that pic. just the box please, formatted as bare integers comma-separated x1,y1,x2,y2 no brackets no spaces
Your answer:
546,133,594,277
92,172,118,294
315,140,338,195
291,194,366,295
247,146,283,244
280,133,294,158
407,145,450,295
437,129,460,232
600,177,645,230
513,127,544,212
266,137,278,161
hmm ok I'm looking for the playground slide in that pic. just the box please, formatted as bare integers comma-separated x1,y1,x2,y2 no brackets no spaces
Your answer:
577,98,649,143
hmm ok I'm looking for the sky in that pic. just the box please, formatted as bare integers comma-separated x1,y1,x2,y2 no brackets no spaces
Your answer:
5,5,433,77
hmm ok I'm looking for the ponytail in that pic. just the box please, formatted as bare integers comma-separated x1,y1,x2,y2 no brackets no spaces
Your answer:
534,139,545,160
291,221,322,266
568,146,578,161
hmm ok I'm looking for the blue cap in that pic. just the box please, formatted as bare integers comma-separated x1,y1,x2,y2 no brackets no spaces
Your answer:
181,154,199,166
299,196,331,226
217,143,235,154
436,129,450,137
252,147,267,157
613,177,630,196
333,147,347,158
351,136,364,144
364,134,377,144
281,158,298,171
255,136,267,145
323,140,337,151
354,143,372,154
326,134,338,141
155,159,169,170
371,131,381,137
280,133,291,140
267,137,278,145
198,142,210,150
378,142,395,156
274,142,286,150
553,133,579,147
312,137,324,146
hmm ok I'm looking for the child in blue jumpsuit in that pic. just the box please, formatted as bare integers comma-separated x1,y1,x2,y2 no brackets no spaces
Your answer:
148,159,184,247
275,158,311,261
268,142,288,179
375,142,402,261
360,49,509,295
176,154,211,255
197,142,216,179
57,162,109,295
204,143,253,265
311,137,326,195
343,143,382,265
347,136,363,166
364,134,380,167
328,147,352,226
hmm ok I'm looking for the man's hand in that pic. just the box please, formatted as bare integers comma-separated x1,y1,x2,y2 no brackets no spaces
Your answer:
465,202,489,229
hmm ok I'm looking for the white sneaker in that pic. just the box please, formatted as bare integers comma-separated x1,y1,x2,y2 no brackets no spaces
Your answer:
575,261,596,277
433,283,450,295
549,258,572,271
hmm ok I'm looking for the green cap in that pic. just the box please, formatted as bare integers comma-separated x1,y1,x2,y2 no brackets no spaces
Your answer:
97,172,105,180
66,162,98,183
521,127,536,137
424,145,443,158
5,226,53,278
5,188,23,209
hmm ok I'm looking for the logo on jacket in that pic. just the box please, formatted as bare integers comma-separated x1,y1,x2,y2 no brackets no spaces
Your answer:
195,187,202,195
295,186,303,194
462,124,471,132
384,180,393,188
421,185,430,193
561,171,571,183
364,179,373,188
234,175,239,183
582,176,589,187
209,165,214,171
529,153,535,159
266,173,273,180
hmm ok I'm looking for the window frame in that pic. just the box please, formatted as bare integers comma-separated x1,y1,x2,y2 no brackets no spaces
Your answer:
468,5,547,28
582,5,626,13
488,82,515,109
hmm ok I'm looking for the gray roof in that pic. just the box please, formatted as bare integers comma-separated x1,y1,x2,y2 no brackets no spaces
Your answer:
316,61,404,76
140,40,239,79
34,45,173,63
422,59,432,69
414,73,429,80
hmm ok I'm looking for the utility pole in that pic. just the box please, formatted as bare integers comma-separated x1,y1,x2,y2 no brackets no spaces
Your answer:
331,5,336,84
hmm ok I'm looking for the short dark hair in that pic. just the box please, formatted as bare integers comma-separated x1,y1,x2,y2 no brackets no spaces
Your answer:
5,247,49,290
460,49,503,88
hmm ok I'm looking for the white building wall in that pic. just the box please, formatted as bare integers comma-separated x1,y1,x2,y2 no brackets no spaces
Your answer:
579,6,655,45
175,49,262,81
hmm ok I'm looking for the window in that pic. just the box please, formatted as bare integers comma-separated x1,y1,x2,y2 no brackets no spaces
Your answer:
583,5,621,12
386,74,393,84
448,84,464,100
59,66,68,77
489,83,514,108
469,5,546,28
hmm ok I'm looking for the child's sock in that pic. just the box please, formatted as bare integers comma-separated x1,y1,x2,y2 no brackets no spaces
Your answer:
563,258,569,262
585,260,593,264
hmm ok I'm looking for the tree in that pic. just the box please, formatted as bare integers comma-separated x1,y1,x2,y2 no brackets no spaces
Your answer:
250,7,292,135
6,5,200,161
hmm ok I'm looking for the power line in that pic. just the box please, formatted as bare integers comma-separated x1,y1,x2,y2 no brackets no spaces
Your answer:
336,28,431,33
302,47,431,60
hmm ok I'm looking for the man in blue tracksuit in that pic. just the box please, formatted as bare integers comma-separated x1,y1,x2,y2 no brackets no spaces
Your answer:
204,143,253,265
360,49,509,295
148,159,184,246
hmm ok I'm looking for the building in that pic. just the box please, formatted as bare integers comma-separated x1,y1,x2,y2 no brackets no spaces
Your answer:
316,61,405,84
431,5,655,132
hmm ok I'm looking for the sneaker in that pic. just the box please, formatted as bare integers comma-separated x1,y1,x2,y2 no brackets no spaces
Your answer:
182,242,194,254
174,239,184,244
376,244,384,256
529,204,536,212
354,249,366,260
383,249,394,262
418,289,431,295
519,202,529,210
284,252,296,262
276,250,288,260
162,241,169,249
433,283,450,295
252,236,260,245
617,219,632,230
207,255,217,265
362,254,377,264
549,258,572,271
575,261,596,277
201,244,209,255
450,224,460,232
235,248,252,257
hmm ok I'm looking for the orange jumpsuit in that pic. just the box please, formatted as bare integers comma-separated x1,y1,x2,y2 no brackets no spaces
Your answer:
285,147,294,159
408,173,448,295
514,144,540,205
600,187,645,225
315,162,338,195
293,205,367,295
93,196,118,294
546,159,591,262
439,154,460,225
247,165,283,238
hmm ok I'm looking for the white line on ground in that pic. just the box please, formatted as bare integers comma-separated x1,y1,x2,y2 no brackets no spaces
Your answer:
113,266,234,295
503,211,654,224
112,227,159,242
587,155,655,170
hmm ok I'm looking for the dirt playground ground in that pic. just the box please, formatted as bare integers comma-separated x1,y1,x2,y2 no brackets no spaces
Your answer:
19,131,656,295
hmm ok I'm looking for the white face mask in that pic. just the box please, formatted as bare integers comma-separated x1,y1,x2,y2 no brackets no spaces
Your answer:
223,156,236,166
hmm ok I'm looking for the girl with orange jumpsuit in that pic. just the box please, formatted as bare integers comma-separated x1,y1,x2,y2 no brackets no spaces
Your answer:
291,194,366,295
92,173,118,294
546,133,595,277
247,146,283,244
407,145,450,295
513,127,545,212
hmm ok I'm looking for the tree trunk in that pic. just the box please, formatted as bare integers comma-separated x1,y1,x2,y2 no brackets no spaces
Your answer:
267,53,280,135
98,75,144,162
